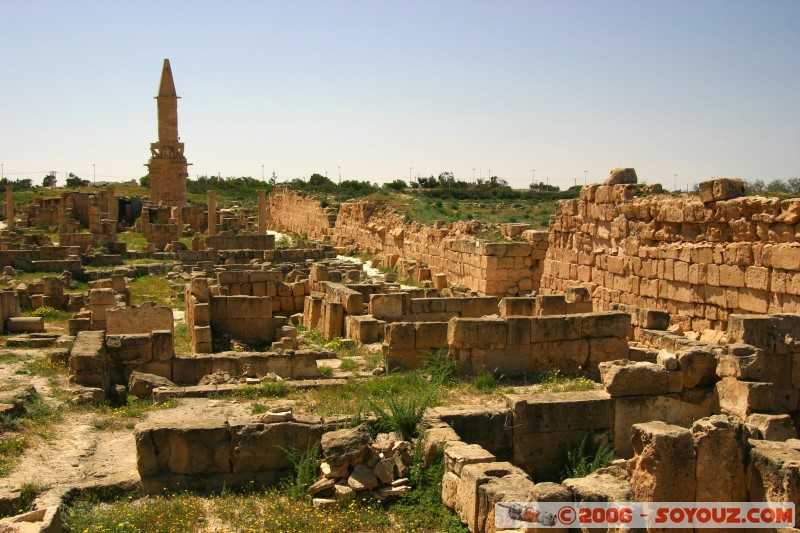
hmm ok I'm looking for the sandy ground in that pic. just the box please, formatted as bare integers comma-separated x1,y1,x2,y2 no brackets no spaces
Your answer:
0,348,252,510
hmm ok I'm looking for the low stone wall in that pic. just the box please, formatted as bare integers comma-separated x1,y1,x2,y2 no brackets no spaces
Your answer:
448,311,631,376
215,270,308,314
171,351,322,384
185,277,287,353
267,189,551,296
70,328,322,394
136,416,338,492
106,305,174,335
206,234,275,251
384,321,449,370
441,416,800,532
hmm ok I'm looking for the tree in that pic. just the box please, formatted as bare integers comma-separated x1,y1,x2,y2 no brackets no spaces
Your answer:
42,173,56,188
748,179,766,193
139,175,151,188
787,177,800,194
66,173,89,188
383,179,406,191
309,173,333,187
766,179,788,194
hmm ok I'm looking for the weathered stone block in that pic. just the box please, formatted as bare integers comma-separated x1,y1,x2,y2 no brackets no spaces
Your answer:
630,421,696,502
599,360,682,397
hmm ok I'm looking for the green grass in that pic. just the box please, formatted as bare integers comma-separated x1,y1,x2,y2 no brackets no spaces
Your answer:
318,365,334,377
537,368,599,393
128,274,184,310
339,358,358,372
231,380,289,401
64,492,206,532
174,322,191,356
91,399,179,431
113,231,148,252
0,390,63,476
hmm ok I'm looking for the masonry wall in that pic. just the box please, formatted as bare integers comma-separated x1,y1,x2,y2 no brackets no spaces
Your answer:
268,189,550,295
541,183,800,332
267,187,337,240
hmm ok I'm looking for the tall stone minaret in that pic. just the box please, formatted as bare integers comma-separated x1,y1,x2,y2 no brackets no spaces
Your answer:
146,59,189,206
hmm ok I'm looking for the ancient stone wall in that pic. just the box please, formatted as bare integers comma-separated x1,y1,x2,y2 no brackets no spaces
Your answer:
267,187,337,240
541,178,800,332
267,188,550,295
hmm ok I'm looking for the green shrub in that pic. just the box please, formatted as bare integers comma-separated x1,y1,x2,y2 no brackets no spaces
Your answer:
281,444,321,500
318,365,334,377
559,433,614,481
260,380,289,398
392,434,467,532
421,348,457,386
366,387,435,439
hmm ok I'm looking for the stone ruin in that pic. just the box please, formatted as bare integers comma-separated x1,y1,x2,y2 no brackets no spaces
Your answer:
2,80,800,531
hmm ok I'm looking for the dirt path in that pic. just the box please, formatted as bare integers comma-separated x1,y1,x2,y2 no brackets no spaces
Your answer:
0,349,139,508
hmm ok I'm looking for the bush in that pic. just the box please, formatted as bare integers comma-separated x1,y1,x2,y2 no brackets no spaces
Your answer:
281,444,321,500
559,433,614,481
31,306,61,320
421,349,457,386
366,387,435,439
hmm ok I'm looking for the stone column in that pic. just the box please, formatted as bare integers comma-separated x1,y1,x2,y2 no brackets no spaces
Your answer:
107,186,118,224
5,185,14,231
207,191,217,236
258,189,267,235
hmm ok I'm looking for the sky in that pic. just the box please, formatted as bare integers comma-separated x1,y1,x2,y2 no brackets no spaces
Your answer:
1,1,798,190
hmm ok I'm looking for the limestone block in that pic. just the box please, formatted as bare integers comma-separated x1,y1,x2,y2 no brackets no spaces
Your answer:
534,294,566,316
457,461,517,531
442,471,460,510
529,315,580,343
580,311,631,338
89,288,116,305
321,424,370,464
415,322,448,350
230,421,324,472
747,440,800,526
499,297,537,317
715,377,775,419
630,421,696,502
676,347,717,388
599,360,683,397
345,315,382,344
369,293,403,320
691,415,748,502
477,471,537,533
613,389,715,458
746,413,797,441
563,465,633,502
135,418,231,477
604,167,637,186
445,443,497,476
386,322,416,350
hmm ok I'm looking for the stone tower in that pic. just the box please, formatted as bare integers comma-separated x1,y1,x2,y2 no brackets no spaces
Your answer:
146,59,189,206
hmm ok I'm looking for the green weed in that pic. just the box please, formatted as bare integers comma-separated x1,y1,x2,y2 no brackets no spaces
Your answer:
471,370,500,393
559,433,615,481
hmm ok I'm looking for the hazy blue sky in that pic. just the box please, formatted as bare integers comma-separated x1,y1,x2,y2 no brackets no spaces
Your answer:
1,1,798,189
